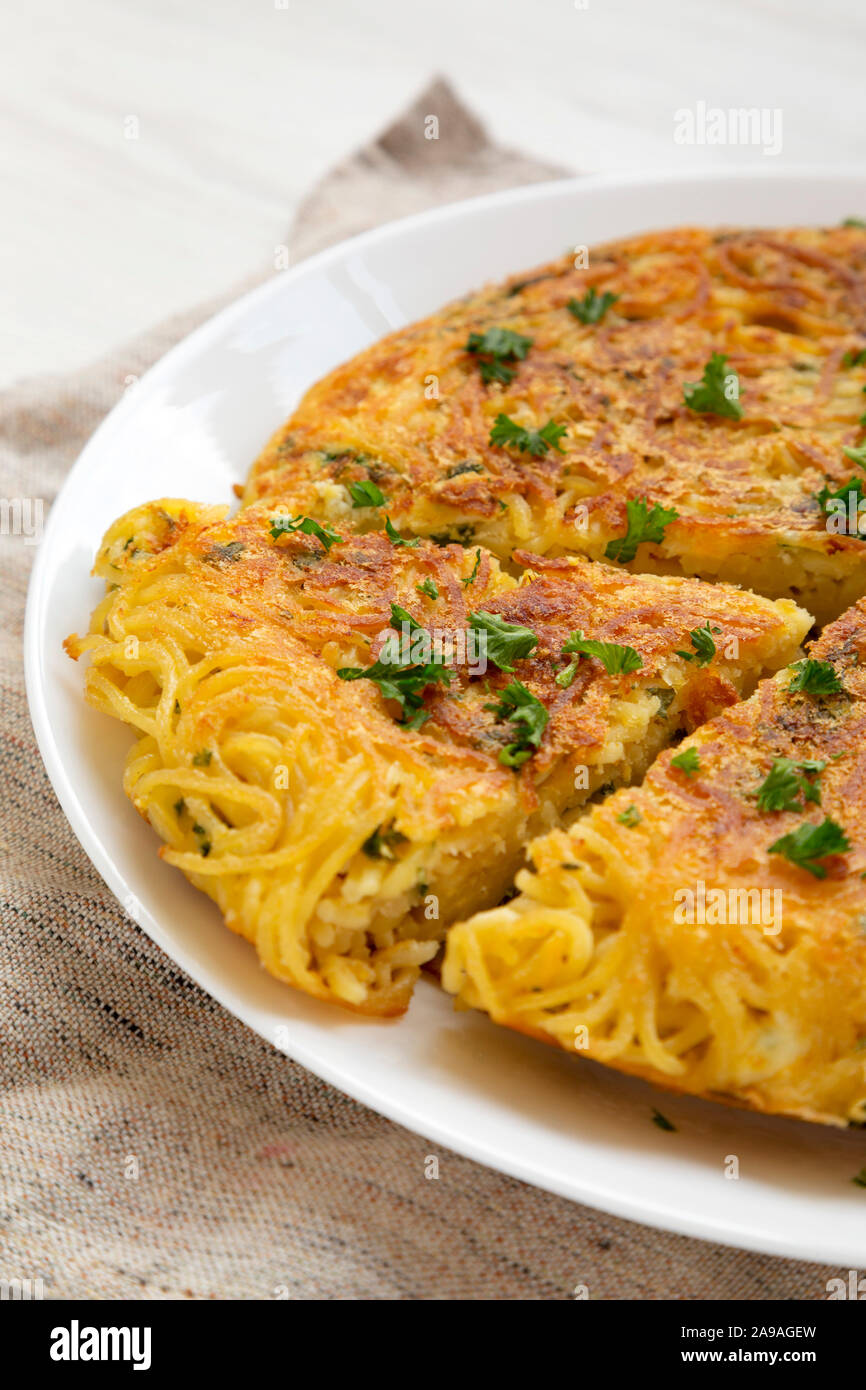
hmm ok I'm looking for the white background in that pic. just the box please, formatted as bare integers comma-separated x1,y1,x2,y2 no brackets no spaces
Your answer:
3,0,865,387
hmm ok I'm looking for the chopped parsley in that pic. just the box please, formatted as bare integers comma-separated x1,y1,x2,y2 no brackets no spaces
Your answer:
362,822,407,859
384,516,420,547
671,747,700,777
429,524,476,547
389,602,424,635
604,497,679,564
337,632,453,729
555,660,581,690
787,658,844,695
416,577,439,600
468,610,538,672
752,758,826,813
348,479,386,508
462,549,482,588
650,686,676,719
683,352,744,421
192,823,211,856
489,413,567,458
651,1108,677,1132
842,218,866,229
676,622,720,666
446,461,485,478
617,805,642,827
192,750,212,767
203,541,245,564
767,816,851,879
842,348,866,368
270,515,342,551
557,630,643,686
466,327,532,384
852,1168,866,1188
485,680,549,767
815,474,866,518
567,288,619,325
506,273,551,296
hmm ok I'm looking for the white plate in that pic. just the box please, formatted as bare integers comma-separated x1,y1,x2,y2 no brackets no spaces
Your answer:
26,169,866,1267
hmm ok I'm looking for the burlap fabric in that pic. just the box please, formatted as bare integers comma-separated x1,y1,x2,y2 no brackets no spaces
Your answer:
0,81,837,1300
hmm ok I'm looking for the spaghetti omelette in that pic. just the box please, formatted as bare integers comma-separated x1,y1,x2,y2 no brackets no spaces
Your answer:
244,224,866,625
443,598,866,1125
66,498,809,1015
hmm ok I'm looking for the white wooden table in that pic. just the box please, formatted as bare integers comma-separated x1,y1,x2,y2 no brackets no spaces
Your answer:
3,0,864,388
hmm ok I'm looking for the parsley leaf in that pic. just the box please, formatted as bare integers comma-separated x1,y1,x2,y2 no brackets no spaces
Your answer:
468,611,538,672
337,624,452,729
462,549,482,588
815,474,866,519
446,461,485,477
389,602,425,635
192,750,212,767
604,497,679,564
567,288,619,325
348,479,386,508
203,541,245,564
384,516,420,547
651,1108,677,1132
842,218,866,228
485,680,549,767
671,747,700,777
617,805,642,827
787,658,844,695
842,348,866,368
649,686,676,719
416,577,439,600
683,352,744,420
675,622,721,666
767,816,851,879
560,629,643,675
476,360,517,385
270,515,342,551
466,327,532,385
489,413,567,458
752,758,826,813
555,659,581,690
429,523,476,548
362,822,407,859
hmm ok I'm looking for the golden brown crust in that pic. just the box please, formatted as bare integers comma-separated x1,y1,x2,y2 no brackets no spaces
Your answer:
244,225,866,622
84,500,809,784
66,498,809,1015
443,595,866,1125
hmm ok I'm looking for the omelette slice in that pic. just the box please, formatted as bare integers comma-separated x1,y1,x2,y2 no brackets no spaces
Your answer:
66,498,809,1016
443,597,866,1126
243,224,866,624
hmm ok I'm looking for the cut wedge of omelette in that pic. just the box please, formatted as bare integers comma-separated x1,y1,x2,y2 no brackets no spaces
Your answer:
443,597,866,1126
65,498,809,1016
243,225,866,625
